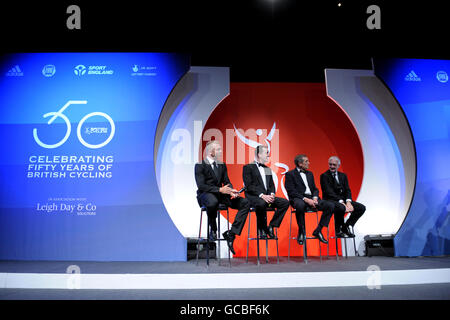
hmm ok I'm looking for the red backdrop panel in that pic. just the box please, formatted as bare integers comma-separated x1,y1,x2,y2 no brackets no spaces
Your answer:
201,83,363,257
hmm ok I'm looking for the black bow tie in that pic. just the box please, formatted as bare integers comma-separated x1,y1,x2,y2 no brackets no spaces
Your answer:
257,162,266,168
299,169,306,173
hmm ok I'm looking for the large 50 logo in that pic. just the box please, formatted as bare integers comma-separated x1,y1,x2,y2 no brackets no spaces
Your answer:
33,100,115,149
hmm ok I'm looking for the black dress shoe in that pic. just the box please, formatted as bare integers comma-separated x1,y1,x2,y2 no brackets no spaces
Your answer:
222,231,236,254
312,229,328,244
342,224,355,238
297,232,305,245
266,226,276,239
208,231,217,241
335,230,347,238
257,228,268,239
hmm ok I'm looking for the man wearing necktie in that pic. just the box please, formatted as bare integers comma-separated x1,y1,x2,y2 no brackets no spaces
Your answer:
194,140,250,254
285,154,334,245
243,145,289,239
320,156,366,238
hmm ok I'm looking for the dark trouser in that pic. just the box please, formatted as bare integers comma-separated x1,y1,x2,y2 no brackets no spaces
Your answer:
251,196,289,230
198,192,250,236
291,197,334,234
332,201,366,231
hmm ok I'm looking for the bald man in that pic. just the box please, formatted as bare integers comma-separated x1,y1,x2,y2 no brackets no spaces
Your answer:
194,140,250,254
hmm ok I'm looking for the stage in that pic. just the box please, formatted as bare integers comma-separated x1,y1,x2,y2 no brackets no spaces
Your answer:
0,256,449,300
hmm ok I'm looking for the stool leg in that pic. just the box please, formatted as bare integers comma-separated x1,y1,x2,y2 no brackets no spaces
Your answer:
275,228,279,264
196,209,203,266
217,209,221,266
327,227,330,259
256,223,260,266
246,212,251,263
344,237,348,258
316,212,322,262
303,224,308,264
227,208,231,267
288,210,292,262
206,215,210,267
335,233,339,261
265,236,269,264
352,226,357,256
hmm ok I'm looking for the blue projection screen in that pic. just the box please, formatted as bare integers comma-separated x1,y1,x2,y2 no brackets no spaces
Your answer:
0,53,189,261
374,58,450,257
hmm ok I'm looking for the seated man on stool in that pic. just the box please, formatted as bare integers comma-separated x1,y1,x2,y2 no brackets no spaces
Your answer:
242,145,289,239
320,156,366,238
194,140,250,254
284,154,334,245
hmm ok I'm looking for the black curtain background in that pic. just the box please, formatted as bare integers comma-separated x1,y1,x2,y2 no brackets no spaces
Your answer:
1,0,448,82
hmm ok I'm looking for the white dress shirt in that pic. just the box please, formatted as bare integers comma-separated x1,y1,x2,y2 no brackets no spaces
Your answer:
256,161,274,198
332,171,352,204
297,167,311,195
297,167,317,200
206,156,217,170
256,162,267,190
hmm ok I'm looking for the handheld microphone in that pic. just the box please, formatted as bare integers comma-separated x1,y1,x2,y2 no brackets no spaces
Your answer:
238,186,246,193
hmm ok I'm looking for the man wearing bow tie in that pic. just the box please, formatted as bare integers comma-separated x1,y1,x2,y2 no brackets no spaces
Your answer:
285,154,334,245
243,145,289,239
194,140,250,254
320,156,366,238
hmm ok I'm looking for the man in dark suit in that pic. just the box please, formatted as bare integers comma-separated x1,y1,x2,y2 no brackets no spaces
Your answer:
242,145,289,239
320,156,366,238
194,140,250,254
284,154,334,245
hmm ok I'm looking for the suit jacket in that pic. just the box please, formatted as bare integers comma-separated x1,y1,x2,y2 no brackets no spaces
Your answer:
284,168,320,201
320,170,352,202
195,160,233,196
242,162,275,202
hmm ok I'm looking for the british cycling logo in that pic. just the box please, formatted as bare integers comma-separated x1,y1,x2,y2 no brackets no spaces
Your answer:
85,127,109,135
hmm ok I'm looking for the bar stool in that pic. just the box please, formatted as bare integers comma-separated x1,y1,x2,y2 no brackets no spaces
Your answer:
245,207,280,265
287,207,325,264
195,203,232,267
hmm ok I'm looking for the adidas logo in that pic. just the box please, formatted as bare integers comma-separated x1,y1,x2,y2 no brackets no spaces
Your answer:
5,65,24,77
405,70,421,82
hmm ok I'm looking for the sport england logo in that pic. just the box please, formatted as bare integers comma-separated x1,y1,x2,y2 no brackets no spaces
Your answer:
6,65,24,77
74,65,114,76
42,65,56,77
436,71,448,83
74,65,87,76
405,70,421,82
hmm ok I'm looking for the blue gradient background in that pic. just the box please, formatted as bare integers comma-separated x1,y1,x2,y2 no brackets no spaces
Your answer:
374,58,450,257
0,53,190,261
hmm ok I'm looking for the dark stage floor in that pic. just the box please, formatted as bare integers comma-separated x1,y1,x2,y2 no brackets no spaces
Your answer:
1,283,449,300
0,256,449,300
0,256,449,274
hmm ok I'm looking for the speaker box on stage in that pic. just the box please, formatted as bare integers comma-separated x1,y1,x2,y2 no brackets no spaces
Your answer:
364,234,395,257
186,238,216,260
